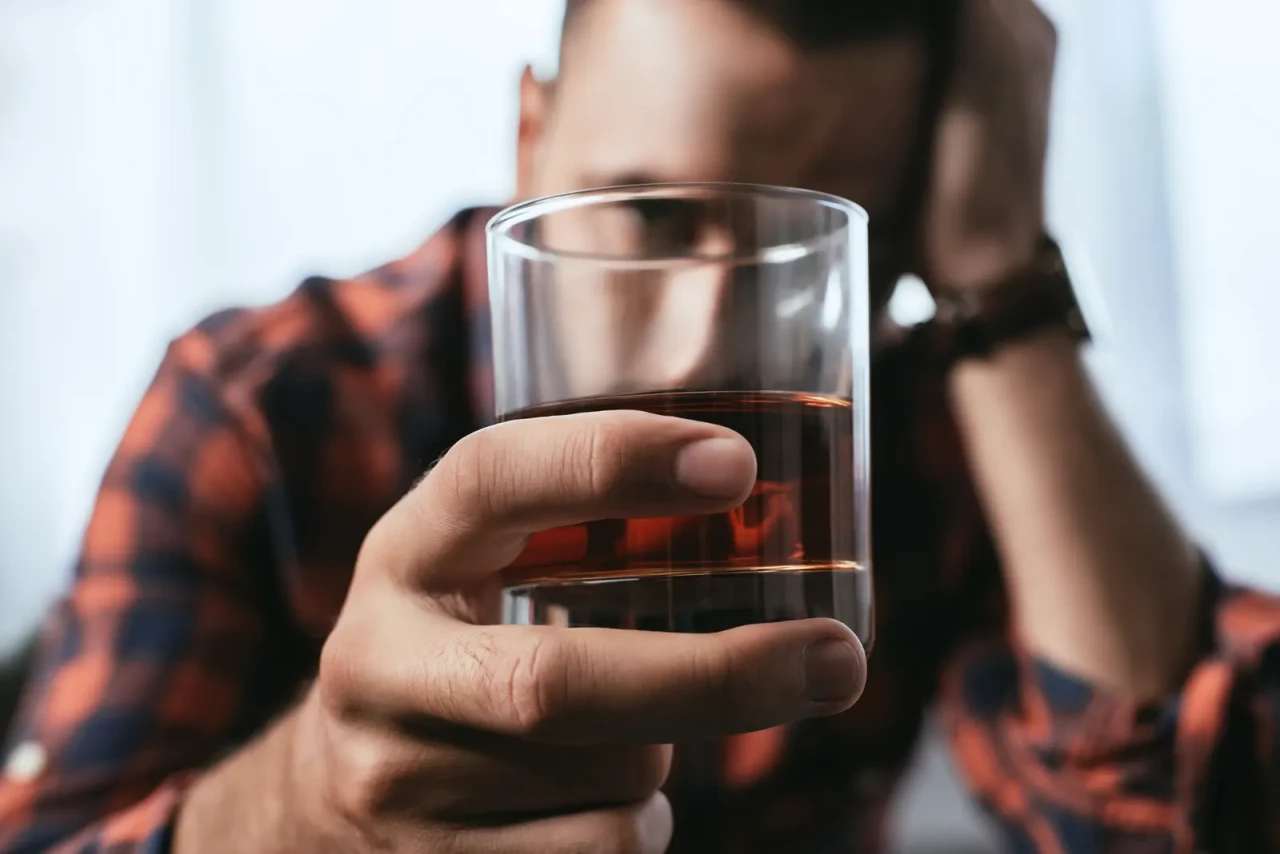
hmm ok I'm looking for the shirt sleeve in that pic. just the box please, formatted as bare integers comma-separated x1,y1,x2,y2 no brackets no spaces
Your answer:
942,559,1280,852
0,333,273,853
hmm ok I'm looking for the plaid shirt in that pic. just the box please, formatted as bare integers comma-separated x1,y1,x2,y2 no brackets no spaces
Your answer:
3,206,1279,854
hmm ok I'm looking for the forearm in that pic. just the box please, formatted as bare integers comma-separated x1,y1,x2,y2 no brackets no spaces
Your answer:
949,329,1200,697
174,703,315,854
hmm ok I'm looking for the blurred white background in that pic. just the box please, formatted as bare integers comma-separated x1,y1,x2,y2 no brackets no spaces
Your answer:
1,0,1278,849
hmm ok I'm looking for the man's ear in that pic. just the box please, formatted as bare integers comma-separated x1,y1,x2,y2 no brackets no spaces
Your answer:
515,65,552,201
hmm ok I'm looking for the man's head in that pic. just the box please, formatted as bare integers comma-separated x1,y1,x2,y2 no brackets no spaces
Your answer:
518,0,953,288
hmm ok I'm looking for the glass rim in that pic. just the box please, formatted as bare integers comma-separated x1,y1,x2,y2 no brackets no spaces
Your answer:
486,182,869,267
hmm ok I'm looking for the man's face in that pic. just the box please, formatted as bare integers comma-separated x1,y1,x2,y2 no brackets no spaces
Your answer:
523,0,929,265
510,0,930,398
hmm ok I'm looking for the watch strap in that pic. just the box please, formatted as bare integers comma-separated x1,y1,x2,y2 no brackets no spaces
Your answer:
930,236,1089,363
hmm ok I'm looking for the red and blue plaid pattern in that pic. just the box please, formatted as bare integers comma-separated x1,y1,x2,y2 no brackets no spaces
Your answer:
2,207,1279,853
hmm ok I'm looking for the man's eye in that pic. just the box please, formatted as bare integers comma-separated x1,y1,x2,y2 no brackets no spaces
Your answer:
624,200,701,252
627,199,683,225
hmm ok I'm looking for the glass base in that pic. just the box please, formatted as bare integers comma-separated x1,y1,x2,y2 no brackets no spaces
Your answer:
502,566,872,649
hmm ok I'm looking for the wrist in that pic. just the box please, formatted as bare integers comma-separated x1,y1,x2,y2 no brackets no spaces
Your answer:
175,702,317,854
926,225,1043,295
949,326,1085,387
927,235,1089,368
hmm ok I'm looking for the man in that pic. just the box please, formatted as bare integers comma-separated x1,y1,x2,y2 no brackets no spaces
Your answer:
2,0,1278,851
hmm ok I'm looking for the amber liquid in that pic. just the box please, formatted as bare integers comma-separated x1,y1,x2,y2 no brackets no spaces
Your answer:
499,391,871,643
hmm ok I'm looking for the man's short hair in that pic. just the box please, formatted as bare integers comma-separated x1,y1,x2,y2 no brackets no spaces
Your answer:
561,0,955,52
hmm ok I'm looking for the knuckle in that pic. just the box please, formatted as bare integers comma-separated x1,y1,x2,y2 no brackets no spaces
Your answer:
308,701,437,850
316,630,362,722
1037,18,1058,58
446,424,532,523
1024,2,1058,51
504,634,573,737
439,429,497,518
693,640,744,718
435,630,503,721
322,730,406,824
575,413,634,497
1032,2,1057,33
475,428,523,516
616,745,672,801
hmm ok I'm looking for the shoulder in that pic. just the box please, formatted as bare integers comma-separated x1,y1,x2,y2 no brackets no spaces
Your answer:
165,207,494,411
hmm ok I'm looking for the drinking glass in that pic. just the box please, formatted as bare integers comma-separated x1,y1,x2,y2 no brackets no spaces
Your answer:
487,183,872,647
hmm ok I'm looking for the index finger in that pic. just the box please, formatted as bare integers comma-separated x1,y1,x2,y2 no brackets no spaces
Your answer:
363,410,757,591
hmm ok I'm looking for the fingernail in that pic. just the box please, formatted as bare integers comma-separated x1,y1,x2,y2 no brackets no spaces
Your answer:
673,437,756,498
803,640,859,703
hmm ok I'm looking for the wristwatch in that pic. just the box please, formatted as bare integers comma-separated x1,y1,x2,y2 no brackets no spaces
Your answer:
930,236,1090,364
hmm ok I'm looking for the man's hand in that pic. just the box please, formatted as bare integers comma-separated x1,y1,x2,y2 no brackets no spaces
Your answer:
922,1,1201,699
919,0,1057,290
176,411,865,853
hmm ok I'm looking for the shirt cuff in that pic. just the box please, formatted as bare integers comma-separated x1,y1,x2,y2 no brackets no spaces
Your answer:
1011,559,1262,758
949,556,1280,839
